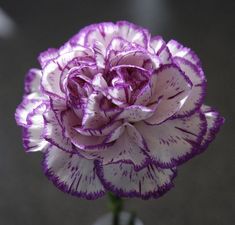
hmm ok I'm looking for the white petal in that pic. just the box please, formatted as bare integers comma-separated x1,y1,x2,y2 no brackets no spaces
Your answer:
136,112,206,167
146,64,192,125
43,145,105,199
97,162,175,199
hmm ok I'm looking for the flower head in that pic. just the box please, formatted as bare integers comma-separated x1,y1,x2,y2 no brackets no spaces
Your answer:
15,21,224,199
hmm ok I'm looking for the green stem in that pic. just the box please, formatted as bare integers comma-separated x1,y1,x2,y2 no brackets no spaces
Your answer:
108,192,123,225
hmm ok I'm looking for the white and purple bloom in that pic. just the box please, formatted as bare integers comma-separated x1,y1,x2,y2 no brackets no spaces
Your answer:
15,21,224,200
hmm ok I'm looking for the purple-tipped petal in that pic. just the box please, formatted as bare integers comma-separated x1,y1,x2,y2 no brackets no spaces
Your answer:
84,22,117,47
43,110,75,153
38,48,59,68
93,40,106,69
24,68,42,94
149,36,165,54
69,24,98,46
96,161,176,199
43,145,105,199
15,96,44,127
78,123,150,170
145,64,192,125
89,134,149,171
173,57,206,118
41,46,93,99
136,111,207,168
167,39,201,66
110,49,152,68
157,45,172,64
23,103,49,152
116,21,149,48
106,37,133,59
41,60,65,99
200,105,224,152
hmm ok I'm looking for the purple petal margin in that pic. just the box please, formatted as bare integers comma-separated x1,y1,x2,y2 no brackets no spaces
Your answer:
42,145,106,200
95,160,177,200
199,107,225,153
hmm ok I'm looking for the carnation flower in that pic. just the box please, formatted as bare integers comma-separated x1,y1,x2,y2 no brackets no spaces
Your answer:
15,21,224,200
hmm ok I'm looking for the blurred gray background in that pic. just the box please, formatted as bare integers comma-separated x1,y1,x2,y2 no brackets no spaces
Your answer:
0,0,234,224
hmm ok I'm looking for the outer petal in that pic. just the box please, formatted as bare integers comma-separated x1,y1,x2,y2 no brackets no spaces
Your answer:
41,60,65,99
23,103,49,152
116,21,149,48
167,39,201,66
96,161,176,199
149,36,172,64
43,145,105,199
24,68,42,94
43,110,75,153
38,48,59,68
69,24,98,46
84,22,117,47
145,64,192,125
149,36,165,54
15,96,44,127
200,105,224,152
173,57,206,117
136,111,207,168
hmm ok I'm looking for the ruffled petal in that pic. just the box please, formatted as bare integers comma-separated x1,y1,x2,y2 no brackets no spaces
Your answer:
38,48,59,68
84,22,117,47
41,46,93,99
94,124,149,171
134,83,152,105
72,120,124,150
41,60,65,99
173,57,206,117
96,161,176,199
116,105,154,122
74,120,122,137
200,105,224,152
43,110,75,153
157,45,172,64
82,92,110,129
106,37,132,60
24,68,42,94
71,132,111,150
69,24,97,46
93,40,106,69
135,111,207,168
15,96,44,127
116,21,149,48
110,49,158,69
149,36,165,54
145,64,192,125
43,145,105,199
78,123,149,169
167,39,201,66
23,103,49,152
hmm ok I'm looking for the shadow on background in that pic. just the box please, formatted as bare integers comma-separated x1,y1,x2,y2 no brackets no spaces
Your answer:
0,0,234,225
